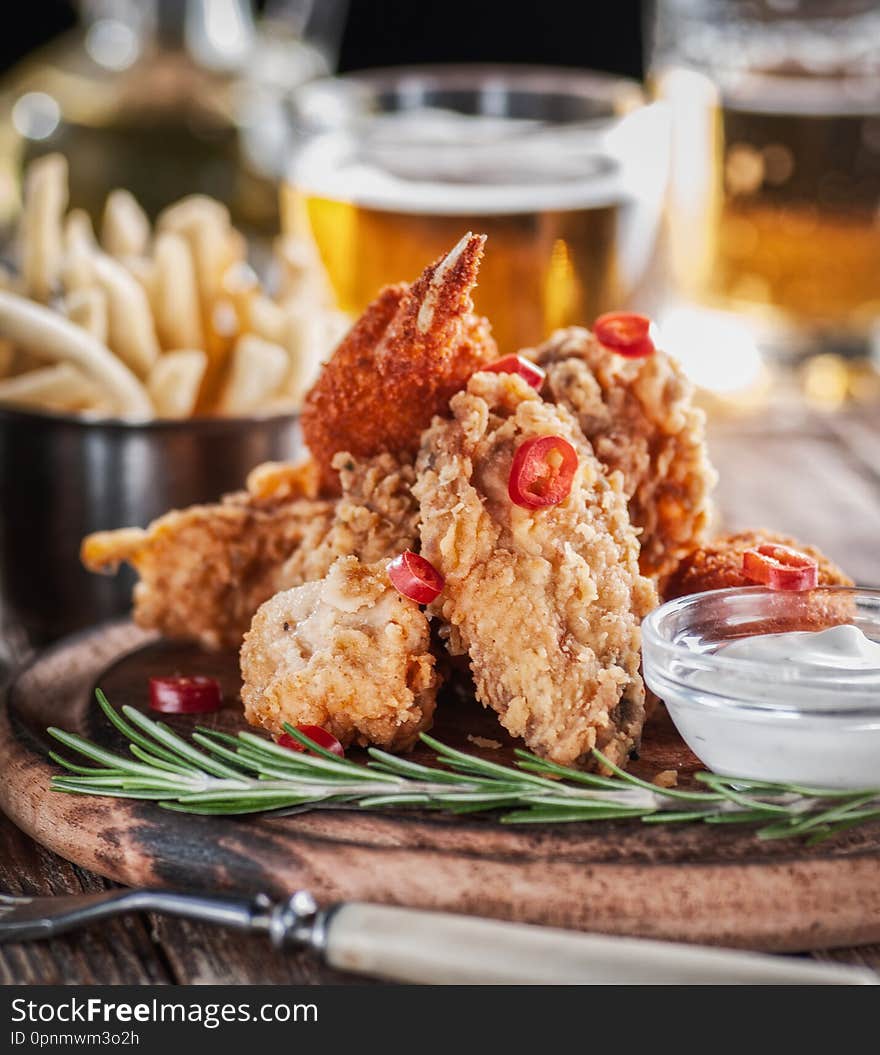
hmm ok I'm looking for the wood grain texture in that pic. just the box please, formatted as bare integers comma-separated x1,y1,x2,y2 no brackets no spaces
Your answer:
0,811,170,985
708,413,880,585
1,410,879,982
147,915,368,986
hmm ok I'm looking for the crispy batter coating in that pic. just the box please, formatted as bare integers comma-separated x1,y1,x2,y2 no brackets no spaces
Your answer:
241,555,439,750
244,459,321,503
81,453,418,650
662,529,853,601
279,451,419,588
301,232,497,493
414,371,658,769
532,327,717,581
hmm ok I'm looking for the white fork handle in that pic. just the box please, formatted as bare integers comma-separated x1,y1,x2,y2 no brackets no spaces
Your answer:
324,903,877,986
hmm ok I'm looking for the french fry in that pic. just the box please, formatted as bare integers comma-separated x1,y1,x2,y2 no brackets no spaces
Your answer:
121,254,158,332
64,208,97,252
64,287,108,345
60,243,95,295
322,310,351,354
21,153,68,302
256,394,299,415
198,293,242,412
226,227,248,264
12,157,345,421
279,301,321,403
61,209,99,294
274,232,335,308
209,299,239,340
217,334,287,415
248,294,287,345
157,195,232,307
0,289,152,416
157,196,238,408
147,349,207,418
221,260,259,333
190,216,234,311
281,303,349,403
121,254,156,294
102,188,150,258
156,195,229,236
91,252,160,378
0,362,105,412
152,232,204,350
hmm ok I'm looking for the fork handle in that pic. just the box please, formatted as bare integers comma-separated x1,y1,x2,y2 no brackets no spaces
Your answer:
321,903,878,985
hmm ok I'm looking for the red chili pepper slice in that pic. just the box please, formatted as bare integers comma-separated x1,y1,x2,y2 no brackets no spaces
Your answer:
149,676,223,714
388,550,444,604
483,354,546,389
277,726,345,758
594,312,655,358
508,435,579,509
742,544,819,591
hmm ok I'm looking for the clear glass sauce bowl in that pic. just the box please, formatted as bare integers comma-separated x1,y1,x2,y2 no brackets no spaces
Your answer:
641,586,880,789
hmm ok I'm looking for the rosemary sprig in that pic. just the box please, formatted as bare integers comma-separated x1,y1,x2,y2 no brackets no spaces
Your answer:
45,690,880,843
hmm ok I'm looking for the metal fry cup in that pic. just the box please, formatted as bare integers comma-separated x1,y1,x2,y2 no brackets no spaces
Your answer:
0,406,302,662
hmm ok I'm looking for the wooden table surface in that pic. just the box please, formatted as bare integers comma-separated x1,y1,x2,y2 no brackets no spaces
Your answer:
2,405,879,985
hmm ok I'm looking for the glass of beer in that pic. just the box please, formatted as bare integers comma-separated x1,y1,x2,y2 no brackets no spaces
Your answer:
651,0,880,376
282,66,669,353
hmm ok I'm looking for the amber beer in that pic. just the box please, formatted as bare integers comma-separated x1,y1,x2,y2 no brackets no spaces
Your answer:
661,66,880,345
282,105,666,353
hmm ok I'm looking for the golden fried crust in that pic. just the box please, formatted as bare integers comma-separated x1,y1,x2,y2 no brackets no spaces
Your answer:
301,233,497,493
245,458,320,502
87,495,337,651
277,451,419,590
532,327,717,581
81,452,419,651
662,529,853,601
240,556,439,751
414,371,658,770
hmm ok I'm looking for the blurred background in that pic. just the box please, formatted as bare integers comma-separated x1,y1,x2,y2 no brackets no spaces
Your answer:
0,2,646,76
1,0,879,651
3,0,878,414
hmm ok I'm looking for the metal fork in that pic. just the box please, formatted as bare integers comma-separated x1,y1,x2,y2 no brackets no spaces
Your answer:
1,888,877,985
0,889,310,945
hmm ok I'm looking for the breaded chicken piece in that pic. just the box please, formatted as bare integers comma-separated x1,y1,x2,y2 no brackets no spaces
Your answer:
82,453,419,650
241,555,439,750
302,232,497,493
662,529,853,601
414,371,658,769
532,327,717,581
278,451,419,590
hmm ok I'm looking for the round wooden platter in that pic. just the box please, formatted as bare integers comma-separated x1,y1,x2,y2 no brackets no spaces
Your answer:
2,621,879,953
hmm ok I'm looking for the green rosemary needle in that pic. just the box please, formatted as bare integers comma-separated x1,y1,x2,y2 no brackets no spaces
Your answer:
44,689,880,843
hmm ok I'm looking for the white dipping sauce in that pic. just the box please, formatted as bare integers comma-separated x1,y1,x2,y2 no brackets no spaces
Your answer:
657,625,880,789
717,624,880,673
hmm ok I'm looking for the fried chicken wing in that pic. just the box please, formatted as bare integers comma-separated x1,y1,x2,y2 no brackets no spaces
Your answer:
532,327,717,580
241,555,439,750
414,371,658,769
662,529,852,601
82,452,418,650
301,232,497,493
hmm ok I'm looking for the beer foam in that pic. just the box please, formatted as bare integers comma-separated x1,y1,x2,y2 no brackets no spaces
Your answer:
291,109,630,215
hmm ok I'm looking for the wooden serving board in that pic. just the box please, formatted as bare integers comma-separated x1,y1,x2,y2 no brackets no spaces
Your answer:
2,620,879,953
